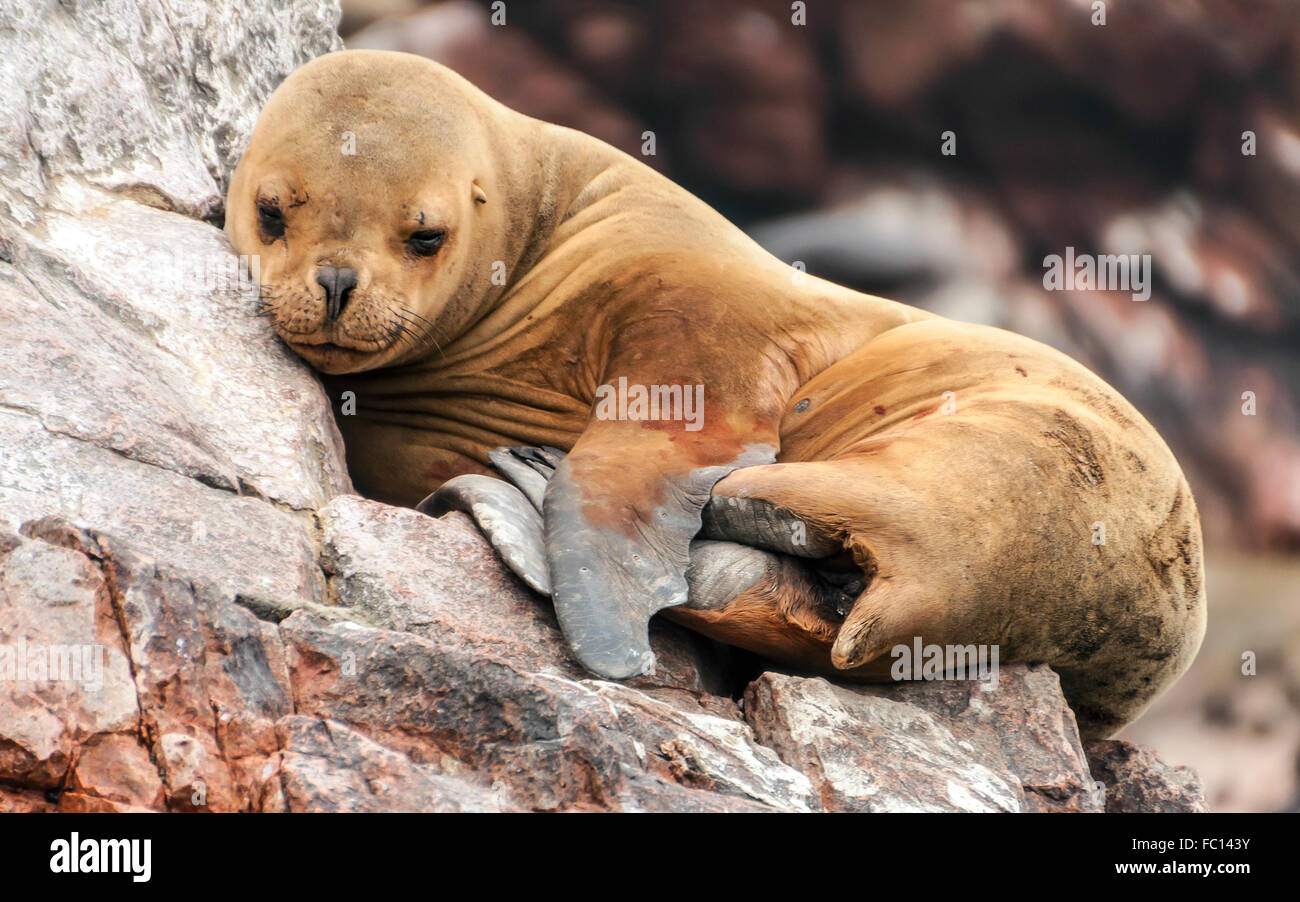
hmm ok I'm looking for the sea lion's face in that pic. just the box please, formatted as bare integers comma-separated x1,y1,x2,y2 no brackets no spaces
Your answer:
226,52,501,374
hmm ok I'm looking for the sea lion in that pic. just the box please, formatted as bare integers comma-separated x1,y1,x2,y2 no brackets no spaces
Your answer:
227,49,1205,737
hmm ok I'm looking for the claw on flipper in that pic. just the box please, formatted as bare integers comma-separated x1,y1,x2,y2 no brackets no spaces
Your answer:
485,445,566,512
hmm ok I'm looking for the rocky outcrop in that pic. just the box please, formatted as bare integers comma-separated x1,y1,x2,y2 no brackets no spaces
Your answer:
1085,740,1208,813
0,0,1205,812
745,668,1107,813
0,508,1208,813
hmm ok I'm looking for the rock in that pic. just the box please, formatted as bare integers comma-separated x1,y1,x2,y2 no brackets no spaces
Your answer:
0,0,350,607
0,0,342,227
863,664,1103,812
66,734,167,812
0,786,55,813
1,192,353,518
0,535,138,789
0,0,349,633
281,611,815,812
1085,740,1208,813
588,683,817,810
262,716,514,812
0,410,324,608
744,666,1103,813
8,521,299,812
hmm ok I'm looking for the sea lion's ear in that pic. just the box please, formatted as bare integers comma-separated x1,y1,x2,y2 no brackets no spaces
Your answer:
472,182,488,205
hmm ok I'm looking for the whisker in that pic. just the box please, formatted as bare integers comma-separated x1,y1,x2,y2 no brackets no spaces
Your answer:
398,304,438,328
390,306,445,357
396,307,446,358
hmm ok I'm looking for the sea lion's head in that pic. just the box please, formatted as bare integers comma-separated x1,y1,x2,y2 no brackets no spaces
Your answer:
226,50,520,374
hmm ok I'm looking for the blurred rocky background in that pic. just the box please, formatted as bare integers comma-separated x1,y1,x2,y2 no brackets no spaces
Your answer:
342,0,1300,811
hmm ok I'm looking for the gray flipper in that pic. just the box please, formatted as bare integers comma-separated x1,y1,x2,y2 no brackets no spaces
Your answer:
417,474,551,595
683,539,783,610
700,494,841,558
542,445,777,678
421,445,850,678
485,445,565,512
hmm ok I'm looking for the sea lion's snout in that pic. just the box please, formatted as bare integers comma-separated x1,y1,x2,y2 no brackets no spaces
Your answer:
316,265,358,320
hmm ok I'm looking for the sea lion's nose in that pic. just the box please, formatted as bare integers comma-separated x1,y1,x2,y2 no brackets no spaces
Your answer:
316,265,358,320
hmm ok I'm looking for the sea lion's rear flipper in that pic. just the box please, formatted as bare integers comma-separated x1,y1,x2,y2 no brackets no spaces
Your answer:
703,459,940,672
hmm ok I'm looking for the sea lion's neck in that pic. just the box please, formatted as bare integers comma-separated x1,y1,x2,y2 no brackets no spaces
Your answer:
441,121,628,355
408,114,929,389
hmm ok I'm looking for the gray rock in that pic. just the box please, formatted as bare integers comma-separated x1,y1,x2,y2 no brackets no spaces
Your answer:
744,666,1105,813
2,188,353,515
0,0,342,227
0,408,322,607
1085,739,1208,813
263,716,516,812
854,663,1104,812
0,0,351,616
745,672,1024,812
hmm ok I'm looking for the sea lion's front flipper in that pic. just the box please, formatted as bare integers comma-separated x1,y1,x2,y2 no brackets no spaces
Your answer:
527,288,791,678
543,440,778,678
417,475,551,595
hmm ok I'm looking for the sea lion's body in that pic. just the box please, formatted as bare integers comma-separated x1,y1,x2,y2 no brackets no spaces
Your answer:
228,50,1205,738
671,322,1205,737
321,136,921,507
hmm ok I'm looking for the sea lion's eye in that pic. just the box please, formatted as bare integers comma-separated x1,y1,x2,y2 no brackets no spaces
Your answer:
257,202,285,240
407,229,446,257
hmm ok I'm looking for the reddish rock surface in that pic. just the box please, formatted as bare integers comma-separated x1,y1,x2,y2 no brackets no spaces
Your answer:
1085,739,1208,813
3,507,1201,812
